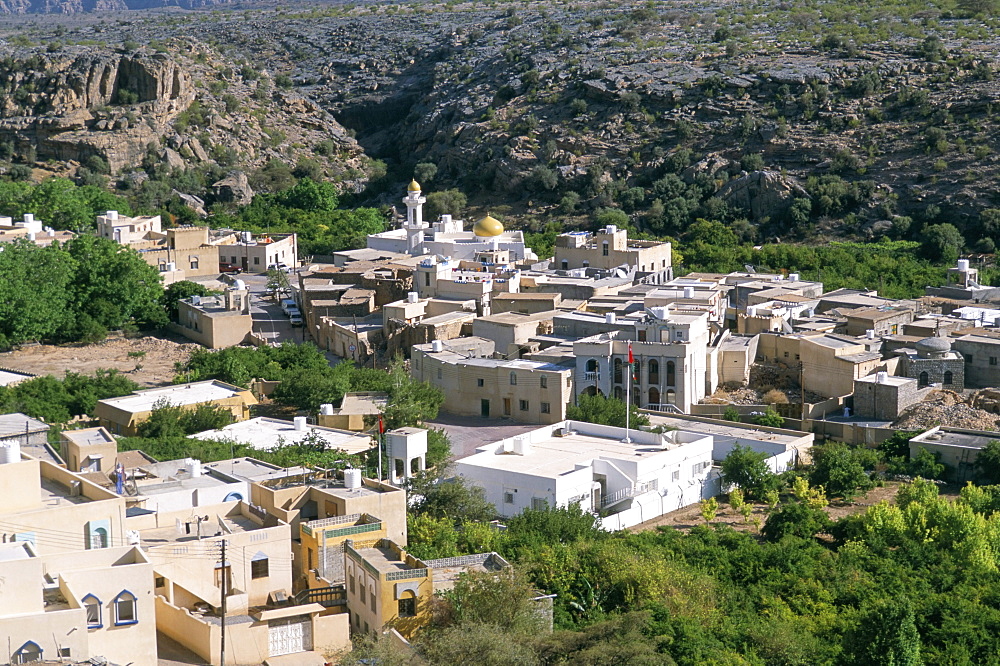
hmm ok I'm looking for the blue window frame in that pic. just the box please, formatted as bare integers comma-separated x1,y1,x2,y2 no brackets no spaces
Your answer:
82,594,102,629
113,590,138,626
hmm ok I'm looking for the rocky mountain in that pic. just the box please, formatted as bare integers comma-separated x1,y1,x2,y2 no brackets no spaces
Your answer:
0,0,242,14
3,2,1000,244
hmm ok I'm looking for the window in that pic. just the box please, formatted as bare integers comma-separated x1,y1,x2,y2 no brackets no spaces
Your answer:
425,272,431,286
155,577,165,588
503,491,515,504
510,372,517,385
231,256,237,263
113,590,137,625
648,387,660,406
253,256,260,265
477,378,484,387
648,360,659,384
349,574,355,594
398,594,417,618
783,351,789,358
585,358,598,373
83,594,102,629
58,648,71,658
532,497,548,511
190,258,199,270
638,329,647,342
991,357,997,366
251,554,269,579
13,642,42,664
614,358,623,383
437,368,442,380
944,370,954,385
541,402,551,414
966,354,973,364
602,241,609,256
561,260,569,270
795,354,800,360
672,470,680,482
364,621,369,634
540,376,547,389
918,371,929,388
666,361,676,386
370,588,377,611
519,399,529,411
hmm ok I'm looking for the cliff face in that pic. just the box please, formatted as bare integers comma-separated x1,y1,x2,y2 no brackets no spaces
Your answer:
0,48,192,172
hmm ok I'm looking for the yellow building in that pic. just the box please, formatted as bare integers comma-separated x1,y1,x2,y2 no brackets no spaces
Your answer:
757,332,889,398
172,288,253,349
60,427,117,473
94,380,258,436
300,513,387,590
344,539,510,639
318,392,388,432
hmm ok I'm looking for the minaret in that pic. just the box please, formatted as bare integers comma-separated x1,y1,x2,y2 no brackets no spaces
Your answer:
404,180,427,255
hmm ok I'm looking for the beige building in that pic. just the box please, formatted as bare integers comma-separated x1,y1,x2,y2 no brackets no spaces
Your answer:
172,288,253,348
553,225,672,284
131,500,349,664
0,213,75,247
96,211,222,284
318,392,389,432
60,427,118,474
757,332,888,398
844,306,915,337
0,542,157,666
94,380,257,436
412,337,574,423
472,310,558,357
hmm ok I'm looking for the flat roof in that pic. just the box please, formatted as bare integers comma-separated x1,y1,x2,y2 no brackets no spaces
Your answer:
856,374,914,386
337,393,388,415
100,380,251,413
190,418,372,454
0,542,33,562
0,368,33,386
0,413,48,437
62,427,116,448
911,427,996,450
203,457,311,482
353,545,415,575
643,413,810,449
138,513,259,545
458,429,706,477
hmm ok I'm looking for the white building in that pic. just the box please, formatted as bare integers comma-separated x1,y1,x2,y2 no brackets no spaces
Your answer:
190,417,373,455
366,181,537,262
454,420,714,530
573,310,719,414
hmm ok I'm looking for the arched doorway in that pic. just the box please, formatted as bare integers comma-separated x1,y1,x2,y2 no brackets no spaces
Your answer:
648,387,660,408
944,370,953,385
918,371,929,387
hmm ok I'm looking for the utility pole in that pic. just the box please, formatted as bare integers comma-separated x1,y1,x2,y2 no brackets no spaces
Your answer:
220,539,227,666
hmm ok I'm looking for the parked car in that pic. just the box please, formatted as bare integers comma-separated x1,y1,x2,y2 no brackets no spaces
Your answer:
281,299,298,315
219,262,242,274
289,314,303,327
268,262,291,273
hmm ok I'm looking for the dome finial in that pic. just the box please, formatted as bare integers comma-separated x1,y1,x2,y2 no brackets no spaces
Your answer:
473,213,504,237
408,179,421,192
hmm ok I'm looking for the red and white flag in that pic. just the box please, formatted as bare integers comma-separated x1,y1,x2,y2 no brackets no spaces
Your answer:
628,342,634,365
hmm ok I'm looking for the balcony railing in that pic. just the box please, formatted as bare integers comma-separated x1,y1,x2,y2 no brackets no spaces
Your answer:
600,480,658,508
583,372,600,381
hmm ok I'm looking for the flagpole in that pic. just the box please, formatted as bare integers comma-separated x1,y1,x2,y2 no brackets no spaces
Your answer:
624,343,632,444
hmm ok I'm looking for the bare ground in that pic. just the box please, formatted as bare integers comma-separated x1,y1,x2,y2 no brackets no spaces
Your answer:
0,334,201,387
628,482,962,535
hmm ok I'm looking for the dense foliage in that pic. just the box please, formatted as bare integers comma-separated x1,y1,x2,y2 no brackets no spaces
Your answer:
566,393,650,429
0,370,139,423
0,236,166,347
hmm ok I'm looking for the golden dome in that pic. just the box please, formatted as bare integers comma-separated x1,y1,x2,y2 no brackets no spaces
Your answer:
473,214,504,237
407,179,421,192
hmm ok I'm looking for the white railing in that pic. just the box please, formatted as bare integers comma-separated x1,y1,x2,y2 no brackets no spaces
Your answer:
584,372,600,381
600,480,658,508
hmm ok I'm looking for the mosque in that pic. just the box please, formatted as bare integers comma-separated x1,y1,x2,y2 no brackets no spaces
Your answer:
365,181,538,263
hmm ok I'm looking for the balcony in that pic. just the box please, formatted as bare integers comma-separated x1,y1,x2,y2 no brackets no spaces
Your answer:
583,372,600,381
600,480,658,508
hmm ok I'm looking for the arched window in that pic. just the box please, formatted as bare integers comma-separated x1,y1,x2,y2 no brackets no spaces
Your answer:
613,358,623,383
918,371,929,387
113,590,138,626
93,527,108,549
509,372,517,386
666,361,676,386
648,360,659,385
944,370,954,385
613,386,623,400
648,387,660,407
398,591,417,618
13,641,42,663
83,594,102,629
585,358,598,373
561,260,569,270
666,390,676,405
602,241,609,256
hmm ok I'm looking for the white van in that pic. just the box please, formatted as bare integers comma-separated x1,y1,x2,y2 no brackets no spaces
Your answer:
281,299,297,315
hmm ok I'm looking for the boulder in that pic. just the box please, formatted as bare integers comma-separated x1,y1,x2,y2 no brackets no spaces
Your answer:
212,171,254,205
716,170,808,220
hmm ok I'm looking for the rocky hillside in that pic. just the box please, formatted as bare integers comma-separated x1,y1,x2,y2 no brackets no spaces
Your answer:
0,0,242,14
3,1,1000,245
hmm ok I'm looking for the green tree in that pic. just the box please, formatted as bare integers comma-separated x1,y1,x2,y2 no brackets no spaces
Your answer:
809,441,875,500
921,223,964,264
425,189,467,220
407,470,496,523
0,239,75,344
753,408,784,428
164,281,212,321
975,440,1000,484
845,598,923,666
760,499,832,541
721,444,780,501
566,394,649,429
722,406,741,422
414,162,438,183
273,178,338,212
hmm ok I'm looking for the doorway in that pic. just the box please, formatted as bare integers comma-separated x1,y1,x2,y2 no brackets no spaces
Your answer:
503,398,511,416
481,399,490,417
